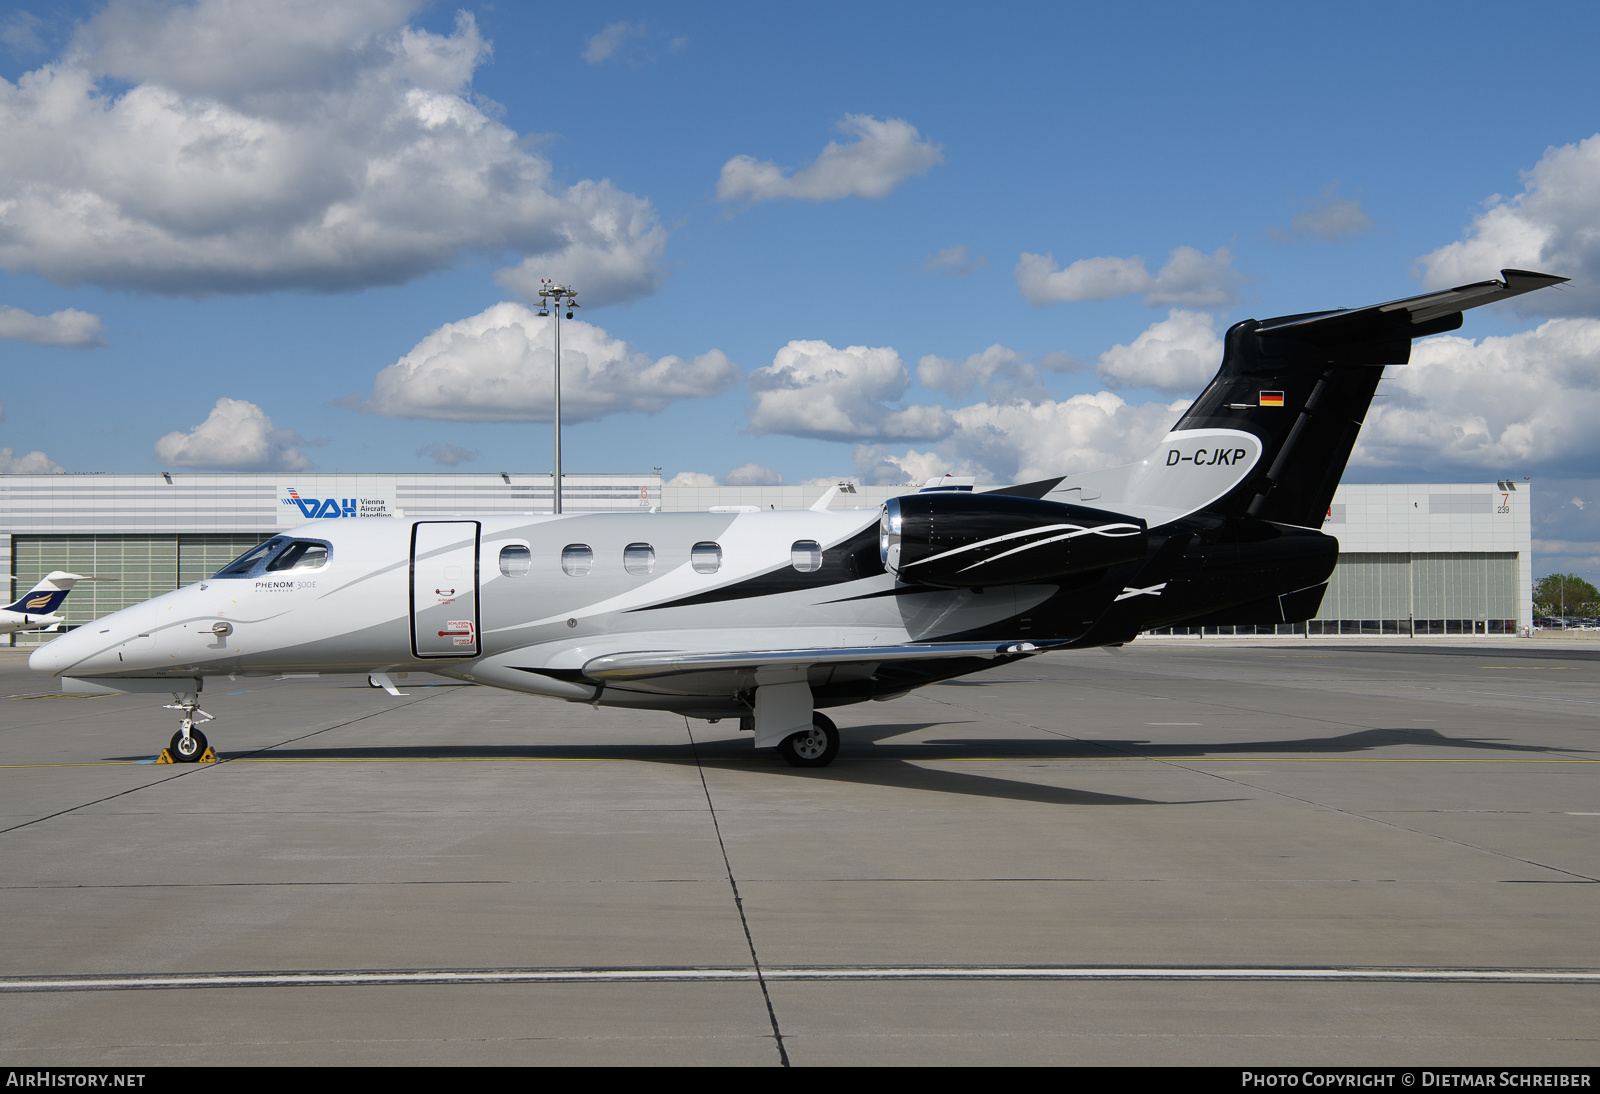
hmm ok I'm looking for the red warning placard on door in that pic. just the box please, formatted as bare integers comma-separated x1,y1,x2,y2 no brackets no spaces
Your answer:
438,620,475,646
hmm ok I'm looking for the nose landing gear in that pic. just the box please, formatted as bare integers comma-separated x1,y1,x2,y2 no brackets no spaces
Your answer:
157,692,217,763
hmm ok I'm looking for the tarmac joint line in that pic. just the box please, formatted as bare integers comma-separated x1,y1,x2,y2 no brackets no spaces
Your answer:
4,965,1599,994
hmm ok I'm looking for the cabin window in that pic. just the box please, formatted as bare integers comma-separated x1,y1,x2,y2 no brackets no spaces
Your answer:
791,540,823,573
624,542,656,576
691,541,722,574
498,544,532,578
266,541,330,573
561,544,593,576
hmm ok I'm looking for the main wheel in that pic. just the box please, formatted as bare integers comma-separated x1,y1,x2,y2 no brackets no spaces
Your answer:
169,728,209,762
777,713,839,768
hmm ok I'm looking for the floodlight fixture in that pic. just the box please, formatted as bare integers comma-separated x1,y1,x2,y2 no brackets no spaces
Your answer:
536,282,580,513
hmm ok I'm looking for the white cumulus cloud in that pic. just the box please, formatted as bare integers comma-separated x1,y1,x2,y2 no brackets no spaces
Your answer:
580,21,682,67
1355,318,1600,472
751,332,1197,483
365,303,739,422
953,394,1187,484
854,393,1187,486
665,470,717,488
921,244,987,276
582,21,646,64
492,180,667,308
417,442,477,466
0,446,64,473
0,2,665,303
1270,181,1374,242
1015,246,1244,308
721,462,784,486
747,339,951,442
916,344,1045,403
1095,310,1223,395
717,115,943,206
154,397,313,471
1417,134,1600,317
852,446,959,486
0,10,46,54
0,305,104,347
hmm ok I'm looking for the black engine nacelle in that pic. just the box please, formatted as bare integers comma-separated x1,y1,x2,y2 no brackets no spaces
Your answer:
880,492,1147,588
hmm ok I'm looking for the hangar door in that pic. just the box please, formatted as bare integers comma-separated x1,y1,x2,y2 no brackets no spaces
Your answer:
410,521,481,658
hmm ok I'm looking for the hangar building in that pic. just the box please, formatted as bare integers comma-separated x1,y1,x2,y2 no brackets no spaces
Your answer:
0,473,1532,644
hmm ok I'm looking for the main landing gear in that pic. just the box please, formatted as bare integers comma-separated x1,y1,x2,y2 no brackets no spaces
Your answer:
777,712,840,769
159,692,215,763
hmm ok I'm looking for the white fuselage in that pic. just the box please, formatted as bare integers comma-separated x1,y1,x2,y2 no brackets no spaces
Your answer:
27,508,1052,716
0,610,65,635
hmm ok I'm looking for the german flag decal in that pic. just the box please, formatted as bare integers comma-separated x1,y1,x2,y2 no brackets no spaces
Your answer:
1259,391,1285,407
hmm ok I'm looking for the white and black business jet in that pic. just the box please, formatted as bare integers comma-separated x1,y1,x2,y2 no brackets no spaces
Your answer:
29,271,1566,766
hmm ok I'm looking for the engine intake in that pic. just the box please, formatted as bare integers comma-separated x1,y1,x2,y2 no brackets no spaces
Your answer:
881,493,1147,588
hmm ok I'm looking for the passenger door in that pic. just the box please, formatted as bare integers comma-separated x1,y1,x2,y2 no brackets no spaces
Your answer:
410,521,480,658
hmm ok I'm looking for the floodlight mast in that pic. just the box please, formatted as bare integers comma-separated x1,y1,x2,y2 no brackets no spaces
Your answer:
536,280,579,513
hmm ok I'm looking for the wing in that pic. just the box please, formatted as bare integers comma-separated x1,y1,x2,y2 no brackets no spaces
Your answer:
1254,269,1568,344
581,641,1046,684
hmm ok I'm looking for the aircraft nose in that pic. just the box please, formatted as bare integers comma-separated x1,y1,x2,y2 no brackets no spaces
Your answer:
29,631,87,676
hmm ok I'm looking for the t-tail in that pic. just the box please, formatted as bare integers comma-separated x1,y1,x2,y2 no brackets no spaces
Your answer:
3,571,84,619
951,270,1569,643
1166,268,1568,528
1008,269,1568,528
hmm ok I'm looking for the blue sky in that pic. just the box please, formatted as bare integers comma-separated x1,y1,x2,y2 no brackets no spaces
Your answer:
2,1,1599,575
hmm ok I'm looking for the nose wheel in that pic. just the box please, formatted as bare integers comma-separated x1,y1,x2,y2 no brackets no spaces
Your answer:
161,692,215,763
168,726,210,761
778,712,840,768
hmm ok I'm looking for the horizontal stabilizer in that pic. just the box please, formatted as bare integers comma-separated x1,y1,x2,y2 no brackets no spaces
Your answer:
1254,269,1568,346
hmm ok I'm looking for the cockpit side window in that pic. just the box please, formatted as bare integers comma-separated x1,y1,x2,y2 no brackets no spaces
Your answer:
213,537,288,578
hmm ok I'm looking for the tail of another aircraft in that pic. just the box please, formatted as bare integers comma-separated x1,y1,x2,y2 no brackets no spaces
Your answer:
5,571,83,616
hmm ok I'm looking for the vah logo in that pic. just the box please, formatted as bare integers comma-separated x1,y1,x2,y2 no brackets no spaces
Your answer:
282,489,358,519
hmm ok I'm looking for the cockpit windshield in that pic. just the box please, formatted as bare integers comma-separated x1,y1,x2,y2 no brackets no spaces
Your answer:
213,537,289,577
211,536,333,578
266,541,329,572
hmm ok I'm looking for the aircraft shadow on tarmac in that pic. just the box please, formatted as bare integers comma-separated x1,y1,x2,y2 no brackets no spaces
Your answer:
140,736,1189,807
1296,644,1600,663
116,719,1580,808
844,722,1586,759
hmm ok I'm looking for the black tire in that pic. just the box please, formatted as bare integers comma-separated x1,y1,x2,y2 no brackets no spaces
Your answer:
777,712,839,768
169,728,208,763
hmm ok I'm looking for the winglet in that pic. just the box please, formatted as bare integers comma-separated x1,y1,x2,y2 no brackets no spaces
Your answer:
809,480,859,512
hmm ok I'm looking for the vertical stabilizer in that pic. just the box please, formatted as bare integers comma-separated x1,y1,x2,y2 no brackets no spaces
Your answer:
5,571,83,616
997,270,1568,529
